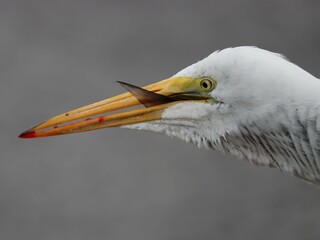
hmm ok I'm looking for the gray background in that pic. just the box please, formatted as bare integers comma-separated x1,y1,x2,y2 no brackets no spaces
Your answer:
2,0,320,239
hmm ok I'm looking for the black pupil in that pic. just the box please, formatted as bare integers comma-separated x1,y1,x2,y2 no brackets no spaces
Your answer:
202,81,208,89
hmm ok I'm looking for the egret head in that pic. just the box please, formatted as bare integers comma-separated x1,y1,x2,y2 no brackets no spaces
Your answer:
19,47,316,147
19,46,320,184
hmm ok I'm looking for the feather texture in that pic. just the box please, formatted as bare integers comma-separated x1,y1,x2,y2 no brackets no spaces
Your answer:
124,47,320,185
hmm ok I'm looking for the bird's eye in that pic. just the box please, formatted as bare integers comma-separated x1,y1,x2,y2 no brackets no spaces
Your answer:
199,78,215,91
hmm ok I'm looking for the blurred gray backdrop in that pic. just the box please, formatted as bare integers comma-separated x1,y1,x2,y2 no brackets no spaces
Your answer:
2,0,320,239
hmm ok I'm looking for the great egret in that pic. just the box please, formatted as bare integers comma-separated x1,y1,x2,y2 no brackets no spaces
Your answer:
20,46,320,185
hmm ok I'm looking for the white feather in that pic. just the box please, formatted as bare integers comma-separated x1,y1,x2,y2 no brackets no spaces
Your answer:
125,46,320,185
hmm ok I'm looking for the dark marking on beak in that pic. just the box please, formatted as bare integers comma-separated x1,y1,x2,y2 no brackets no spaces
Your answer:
117,81,175,107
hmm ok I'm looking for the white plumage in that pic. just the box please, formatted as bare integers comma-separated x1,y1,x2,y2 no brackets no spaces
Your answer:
21,46,320,185
126,47,320,185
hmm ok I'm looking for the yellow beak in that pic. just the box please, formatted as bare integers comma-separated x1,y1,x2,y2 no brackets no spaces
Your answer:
19,77,208,138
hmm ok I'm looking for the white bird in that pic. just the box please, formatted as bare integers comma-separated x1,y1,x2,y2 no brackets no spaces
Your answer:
20,46,320,185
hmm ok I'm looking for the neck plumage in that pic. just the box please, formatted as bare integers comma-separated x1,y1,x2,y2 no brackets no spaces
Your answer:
212,104,320,185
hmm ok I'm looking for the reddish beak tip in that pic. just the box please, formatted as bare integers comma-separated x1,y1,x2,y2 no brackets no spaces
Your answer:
19,130,36,138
